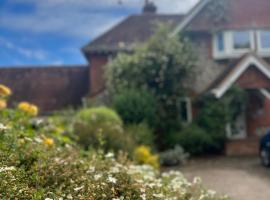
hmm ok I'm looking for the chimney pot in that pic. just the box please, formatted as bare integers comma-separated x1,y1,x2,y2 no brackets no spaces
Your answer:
143,0,157,14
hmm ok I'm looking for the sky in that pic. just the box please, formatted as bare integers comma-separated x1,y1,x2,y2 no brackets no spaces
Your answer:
0,0,199,67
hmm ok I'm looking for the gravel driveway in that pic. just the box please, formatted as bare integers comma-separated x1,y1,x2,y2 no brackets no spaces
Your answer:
178,157,270,200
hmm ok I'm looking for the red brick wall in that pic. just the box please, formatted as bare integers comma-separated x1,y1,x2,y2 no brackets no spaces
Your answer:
87,54,109,96
236,66,270,89
0,66,89,113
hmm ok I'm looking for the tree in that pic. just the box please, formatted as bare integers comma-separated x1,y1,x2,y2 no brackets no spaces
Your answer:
105,24,197,134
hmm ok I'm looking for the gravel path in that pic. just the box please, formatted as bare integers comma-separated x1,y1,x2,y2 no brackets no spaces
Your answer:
178,157,270,200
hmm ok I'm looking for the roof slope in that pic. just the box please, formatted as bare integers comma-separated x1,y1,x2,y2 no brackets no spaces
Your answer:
210,53,270,98
185,0,270,31
82,14,184,53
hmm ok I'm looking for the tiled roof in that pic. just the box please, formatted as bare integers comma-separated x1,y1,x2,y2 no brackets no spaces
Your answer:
186,0,270,31
82,14,184,53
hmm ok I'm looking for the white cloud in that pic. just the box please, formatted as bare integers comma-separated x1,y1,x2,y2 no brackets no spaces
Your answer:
0,37,47,60
0,0,199,38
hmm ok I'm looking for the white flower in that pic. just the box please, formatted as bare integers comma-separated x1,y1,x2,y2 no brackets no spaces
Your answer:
74,185,84,191
153,193,164,198
107,176,117,184
0,123,8,131
87,166,95,173
94,174,102,180
140,193,146,200
0,166,16,173
45,198,53,200
105,152,114,159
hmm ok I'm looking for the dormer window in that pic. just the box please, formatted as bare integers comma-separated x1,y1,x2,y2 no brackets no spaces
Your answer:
232,31,251,50
213,30,255,59
258,30,270,50
217,32,225,52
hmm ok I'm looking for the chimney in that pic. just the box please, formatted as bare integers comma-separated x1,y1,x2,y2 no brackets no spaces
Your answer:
143,0,157,14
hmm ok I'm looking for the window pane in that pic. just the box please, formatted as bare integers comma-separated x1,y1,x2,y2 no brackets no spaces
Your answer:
260,31,270,49
217,33,225,52
233,31,250,49
180,100,189,122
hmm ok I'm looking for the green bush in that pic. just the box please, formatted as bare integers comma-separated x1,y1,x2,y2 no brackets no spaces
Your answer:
112,89,157,126
166,124,214,155
124,123,155,147
73,106,136,154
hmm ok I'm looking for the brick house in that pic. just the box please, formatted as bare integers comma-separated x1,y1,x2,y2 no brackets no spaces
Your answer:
82,0,270,155
2,0,270,155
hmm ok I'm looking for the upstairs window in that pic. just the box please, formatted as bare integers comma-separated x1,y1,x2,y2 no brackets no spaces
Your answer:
232,31,251,50
259,30,270,50
216,32,225,52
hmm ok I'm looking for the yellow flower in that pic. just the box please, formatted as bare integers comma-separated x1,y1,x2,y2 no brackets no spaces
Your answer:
134,145,160,169
18,102,39,116
43,137,54,146
0,84,11,97
0,100,7,110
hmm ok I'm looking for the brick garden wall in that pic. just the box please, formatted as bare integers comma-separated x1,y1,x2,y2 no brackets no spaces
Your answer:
0,66,89,113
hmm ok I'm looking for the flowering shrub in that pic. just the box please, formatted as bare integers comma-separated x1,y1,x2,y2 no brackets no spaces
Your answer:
0,84,229,200
134,146,160,169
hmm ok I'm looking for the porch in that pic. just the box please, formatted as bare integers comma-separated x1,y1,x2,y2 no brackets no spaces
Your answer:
211,54,270,155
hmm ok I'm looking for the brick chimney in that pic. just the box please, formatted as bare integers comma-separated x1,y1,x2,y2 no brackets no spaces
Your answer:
143,0,157,14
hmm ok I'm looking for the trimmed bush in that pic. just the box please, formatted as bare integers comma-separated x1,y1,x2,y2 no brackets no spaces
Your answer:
113,89,157,126
74,107,135,154
124,123,155,147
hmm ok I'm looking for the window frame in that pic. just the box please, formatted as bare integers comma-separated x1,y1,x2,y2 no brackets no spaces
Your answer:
230,30,254,53
179,97,192,124
257,30,270,53
213,30,255,59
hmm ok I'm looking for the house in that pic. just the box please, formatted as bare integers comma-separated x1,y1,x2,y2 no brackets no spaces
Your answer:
82,0,270,155
2,0,270,155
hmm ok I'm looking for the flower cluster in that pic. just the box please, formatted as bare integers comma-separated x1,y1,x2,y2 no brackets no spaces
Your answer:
18,101,39,116
134,145,160,169
0,84,11,110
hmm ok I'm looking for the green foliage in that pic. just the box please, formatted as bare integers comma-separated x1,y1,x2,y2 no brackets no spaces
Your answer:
0,108,229,200
195,86,248,154
74,106,136,154
106,24,196,133
166,124,214,155
113,89,157,126
124,123,155,147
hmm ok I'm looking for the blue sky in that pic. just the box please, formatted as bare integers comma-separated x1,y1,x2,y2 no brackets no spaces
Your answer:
0,0,198,67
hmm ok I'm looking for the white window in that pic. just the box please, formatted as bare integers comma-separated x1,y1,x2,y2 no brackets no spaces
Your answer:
258,30,270,51
213,30,255,59
180,98,192,123
216,32,225,52
232,31,251,50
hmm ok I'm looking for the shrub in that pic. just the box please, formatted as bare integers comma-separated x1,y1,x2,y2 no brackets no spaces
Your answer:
166,124,214,155
74,106,136,154
133,145,159,169
160,145,189,166
106,25,197,134
124,123,155,147
0,85,229,200
112,89,157,126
